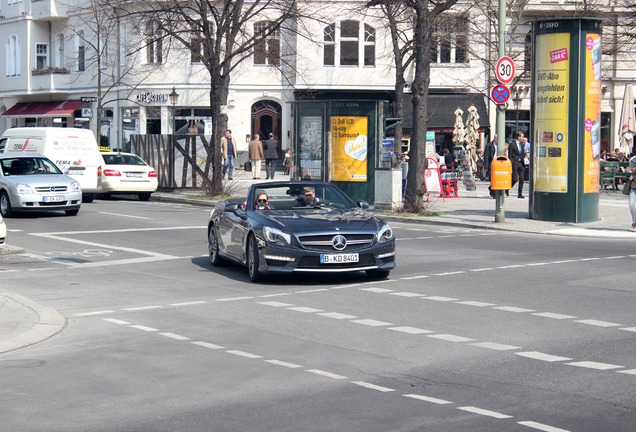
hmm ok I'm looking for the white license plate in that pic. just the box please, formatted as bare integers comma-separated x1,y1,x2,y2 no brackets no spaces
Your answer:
320,253,359,264
43,195,65,203
126,172,143,178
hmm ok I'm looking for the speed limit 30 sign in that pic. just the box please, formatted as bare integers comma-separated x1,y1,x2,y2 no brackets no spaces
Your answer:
496,56,515,85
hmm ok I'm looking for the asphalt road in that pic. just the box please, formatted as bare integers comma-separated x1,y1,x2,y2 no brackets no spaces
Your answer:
0,198,635,432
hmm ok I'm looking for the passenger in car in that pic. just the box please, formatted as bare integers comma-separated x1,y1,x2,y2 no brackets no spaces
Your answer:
255,192,271,210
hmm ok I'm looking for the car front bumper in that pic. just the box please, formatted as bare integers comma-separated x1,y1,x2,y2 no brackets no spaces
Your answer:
10,191,82,212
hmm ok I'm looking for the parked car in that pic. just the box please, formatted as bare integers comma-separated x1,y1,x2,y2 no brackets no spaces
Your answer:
207,181,396,282
0,213,6,247
99,152,158,201
0,154,82,217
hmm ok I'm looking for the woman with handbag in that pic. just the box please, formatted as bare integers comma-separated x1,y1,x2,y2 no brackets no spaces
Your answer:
627,162,636,232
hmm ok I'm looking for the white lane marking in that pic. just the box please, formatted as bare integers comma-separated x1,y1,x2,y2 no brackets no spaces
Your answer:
574,319,622,327
191,341,225,350
456,301,495,307
515,352,572,362
497,264,525,269
103,318,130,325
471,342,521,351
605,256,626,260
226,350,262,359
566,361,623,370
579,257,601,261
399,275,430,280
617,369,636,375
317,312,358,320
74,310,115,317
31,226,206,236
160,332,190,341
258,301,293,307
99,212,151,220
129,325,158,332
427,334,474,343
431,271,466,276
123,306,163,311
170,301,207,307
532,312,576,320
352,381,395,392
360,287,393,293
389,326,432,334
518,420,571,432
258,292,292,298
403,394,452,405
351,319,393,327
527,262,549,266
287,306,324,313
423,296,458,302
305,369,347,380
492,306,535,313
620,327,636,332
390,292,423,297
265,360,303,369
29,268,60,271
295,288,329,293
469,267,494,272
550,260,577,264
216,297,254,302
457,406,512,419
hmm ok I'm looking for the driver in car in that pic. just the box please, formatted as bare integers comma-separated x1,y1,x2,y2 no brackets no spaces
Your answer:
294,187,319,207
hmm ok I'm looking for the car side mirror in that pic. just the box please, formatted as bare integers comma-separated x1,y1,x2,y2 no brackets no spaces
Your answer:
356,200,369,209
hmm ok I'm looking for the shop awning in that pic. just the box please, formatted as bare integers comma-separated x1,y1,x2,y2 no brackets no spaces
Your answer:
399,93,490,131
2,100,85,117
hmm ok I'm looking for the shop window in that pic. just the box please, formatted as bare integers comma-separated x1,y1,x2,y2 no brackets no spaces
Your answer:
146,107,161,134
254,21,280,66
6,35,21,76
431,15,469,64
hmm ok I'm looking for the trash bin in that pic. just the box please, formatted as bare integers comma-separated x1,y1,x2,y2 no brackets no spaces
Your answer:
490,156,512,190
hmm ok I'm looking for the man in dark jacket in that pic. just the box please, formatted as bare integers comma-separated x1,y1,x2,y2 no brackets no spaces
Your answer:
263,133,279,179
509,131,526,198
484,134,497,198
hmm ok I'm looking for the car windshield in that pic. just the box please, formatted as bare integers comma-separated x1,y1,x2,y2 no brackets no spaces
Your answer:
103,154,147,166
252,184,354,211
1,157,62,176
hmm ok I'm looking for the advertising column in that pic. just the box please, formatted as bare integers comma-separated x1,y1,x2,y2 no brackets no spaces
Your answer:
530,18,604,223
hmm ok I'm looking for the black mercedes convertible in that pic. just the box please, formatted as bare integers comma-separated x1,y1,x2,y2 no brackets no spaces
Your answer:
207,181,396,282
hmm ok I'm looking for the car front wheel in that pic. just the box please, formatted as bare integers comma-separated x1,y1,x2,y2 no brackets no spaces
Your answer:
0,191,13,218
247,234,262,282
208,225,226,266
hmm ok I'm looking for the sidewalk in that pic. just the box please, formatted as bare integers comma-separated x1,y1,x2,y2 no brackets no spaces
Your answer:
1,170,633,355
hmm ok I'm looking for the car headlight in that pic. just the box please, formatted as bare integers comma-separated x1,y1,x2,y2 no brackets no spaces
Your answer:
377,223,394,243
16,183,34,194
70,181,81,192
263,226,291,245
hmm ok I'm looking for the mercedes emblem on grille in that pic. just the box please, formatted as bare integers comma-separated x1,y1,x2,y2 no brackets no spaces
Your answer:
331,235,347,251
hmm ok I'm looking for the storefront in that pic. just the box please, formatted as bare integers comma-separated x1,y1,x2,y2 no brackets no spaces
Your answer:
1,100,89,129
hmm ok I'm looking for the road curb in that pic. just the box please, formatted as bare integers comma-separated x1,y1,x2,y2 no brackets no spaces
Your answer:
0,292,66,354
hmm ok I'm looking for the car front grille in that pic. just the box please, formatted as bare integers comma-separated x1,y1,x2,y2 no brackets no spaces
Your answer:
35,186,69,193
297,253,376,269
298,234,374,251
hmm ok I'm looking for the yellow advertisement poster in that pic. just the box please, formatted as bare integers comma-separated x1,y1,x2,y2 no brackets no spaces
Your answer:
583,33,601,193
330,116,368,182
533,33,570,192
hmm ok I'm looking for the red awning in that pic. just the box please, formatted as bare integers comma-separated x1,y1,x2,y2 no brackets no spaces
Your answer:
2,100,85,117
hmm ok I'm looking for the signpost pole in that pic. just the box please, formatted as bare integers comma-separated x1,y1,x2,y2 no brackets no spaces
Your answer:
495,0,507,223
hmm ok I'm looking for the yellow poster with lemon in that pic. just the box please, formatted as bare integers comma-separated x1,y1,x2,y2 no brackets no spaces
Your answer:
330,116,368,182
533,32,570,192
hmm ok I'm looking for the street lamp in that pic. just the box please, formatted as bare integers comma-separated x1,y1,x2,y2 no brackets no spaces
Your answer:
169,86,179,133
512,90,522,137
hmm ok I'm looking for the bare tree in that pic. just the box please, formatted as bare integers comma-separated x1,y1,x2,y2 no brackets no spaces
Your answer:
124,0,297,195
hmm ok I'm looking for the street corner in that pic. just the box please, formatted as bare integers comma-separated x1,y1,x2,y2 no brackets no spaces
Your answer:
0,292,66,354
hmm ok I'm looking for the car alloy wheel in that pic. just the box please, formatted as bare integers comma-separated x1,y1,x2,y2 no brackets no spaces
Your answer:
0,192,13,218
247,234,262,282
208,225,224,266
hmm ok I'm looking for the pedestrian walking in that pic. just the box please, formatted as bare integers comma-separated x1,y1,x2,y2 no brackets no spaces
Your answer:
509,131,526,198
220,129,237,180
248,134,264,179
264,133,279,179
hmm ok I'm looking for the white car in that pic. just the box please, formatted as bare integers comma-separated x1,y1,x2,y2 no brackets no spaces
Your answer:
0,213,6,247
100,152,158,201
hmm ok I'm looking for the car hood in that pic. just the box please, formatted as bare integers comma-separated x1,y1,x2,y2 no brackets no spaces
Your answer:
1,174,75,186
257,208,381,233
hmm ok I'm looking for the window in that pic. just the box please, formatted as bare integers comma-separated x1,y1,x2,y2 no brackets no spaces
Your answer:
323,21,375,67
120,24,128,67
524,32,532,73
36,43,49,70
6,35,21,76
431,15,469,64
99,26,107,69
191,21,212,64
254,21,280,66
56,34,65,68
77,30,85,72
145,21,162,64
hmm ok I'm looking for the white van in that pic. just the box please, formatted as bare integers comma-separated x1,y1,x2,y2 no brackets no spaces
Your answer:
0,127,102,202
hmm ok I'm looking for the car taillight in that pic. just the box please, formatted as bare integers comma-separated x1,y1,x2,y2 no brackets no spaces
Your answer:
148,171,157,177
103,169,121,176
97,166,102,177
